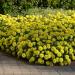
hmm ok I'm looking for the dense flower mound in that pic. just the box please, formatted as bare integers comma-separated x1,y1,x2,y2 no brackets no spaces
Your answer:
0,11,75,66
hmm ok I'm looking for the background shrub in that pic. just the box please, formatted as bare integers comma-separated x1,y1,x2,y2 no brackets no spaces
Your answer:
0,0,75,15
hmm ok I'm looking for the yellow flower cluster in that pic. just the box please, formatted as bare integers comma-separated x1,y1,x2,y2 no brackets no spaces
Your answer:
0,11,75,66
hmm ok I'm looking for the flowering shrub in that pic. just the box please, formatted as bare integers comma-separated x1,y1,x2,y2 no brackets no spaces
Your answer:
0,11,75,66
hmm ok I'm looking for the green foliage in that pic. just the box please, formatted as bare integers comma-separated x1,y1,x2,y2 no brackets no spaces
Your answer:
0,0,75,15
47,0,75,9
29,56,35,63
22,53,26,58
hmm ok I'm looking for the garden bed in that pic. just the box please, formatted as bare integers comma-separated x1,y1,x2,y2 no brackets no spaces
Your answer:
0,10,75,66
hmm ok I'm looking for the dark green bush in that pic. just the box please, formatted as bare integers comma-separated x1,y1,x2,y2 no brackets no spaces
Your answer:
0,0,75,15
1,0,39,15
47,0,75,9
